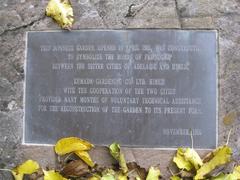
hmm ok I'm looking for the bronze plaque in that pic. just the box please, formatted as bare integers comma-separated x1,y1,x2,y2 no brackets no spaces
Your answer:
24,30,217,148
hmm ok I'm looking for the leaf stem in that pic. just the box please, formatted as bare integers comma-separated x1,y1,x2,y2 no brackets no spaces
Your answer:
190,129,193,149
174,169,184,176
226,128,233,145
167,167,174,176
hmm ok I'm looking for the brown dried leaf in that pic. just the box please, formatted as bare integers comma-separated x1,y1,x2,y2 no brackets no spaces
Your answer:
127,162,147,180
61,160,90,178
179,170,195,178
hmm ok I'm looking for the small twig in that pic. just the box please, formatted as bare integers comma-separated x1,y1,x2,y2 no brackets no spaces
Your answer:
125,169,135,176
226,128,233,145
0,168,12,172
167,167,175,176
174,169,184,176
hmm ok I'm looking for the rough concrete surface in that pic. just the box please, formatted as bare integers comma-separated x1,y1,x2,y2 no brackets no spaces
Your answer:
0,0,240,179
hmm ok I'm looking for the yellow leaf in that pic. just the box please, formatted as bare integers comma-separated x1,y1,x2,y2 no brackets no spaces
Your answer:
210,165,240,180
88,177,101,180
101,169,116,180
46,0,74,29
74,150,95,167
146,166,161,180
109,143,128,173
11,160,39,180
11,159,40,179
231,166,240,179
101,174,115,180
44,170,68,180
211,173,227,180
119,153,128,174
184,148,203,170
195,145,232,180
87,173,101,180
100,169,127,180
170,175,182,180
116,172,128,180
55,137,94,155
11,171,24,180
211,173,238,180
109,143,121,160
173,148,193,171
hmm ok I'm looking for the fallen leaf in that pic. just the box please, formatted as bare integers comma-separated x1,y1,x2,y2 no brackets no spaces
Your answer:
184,148,203,170
232,166,240,178
109,143,121,160
179,170,195,178
216,165,240,180
207,163,232,177
28,169,44,180
146,166,161,180
203,150,216,163
75,150,95,167
117,172,128,180
87,173,102,180
61,160,89,177
170,175,182,180
11,160,40,180
195,145,232,180
55,137,94,155
223,111,237,126
88,177,101,180
173,148,193,171
44,170,68,180
11,172,24,180
101,169,127,180
211,173,227,180
118,153,128,174
101,169,116,180
46,0,74,29
210,172,239,180
109,143,128,173
127,162,147,180
12,160,40,175
101,174,115,180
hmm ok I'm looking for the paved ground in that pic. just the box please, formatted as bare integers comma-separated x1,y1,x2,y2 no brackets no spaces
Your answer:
0,0,240,179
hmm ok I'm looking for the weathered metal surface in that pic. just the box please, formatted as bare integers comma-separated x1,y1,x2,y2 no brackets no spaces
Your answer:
24,30,217,148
